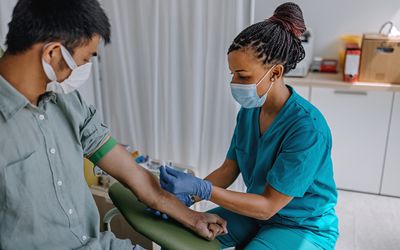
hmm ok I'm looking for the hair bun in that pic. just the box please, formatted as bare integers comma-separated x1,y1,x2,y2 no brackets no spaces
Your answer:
268,2,306,38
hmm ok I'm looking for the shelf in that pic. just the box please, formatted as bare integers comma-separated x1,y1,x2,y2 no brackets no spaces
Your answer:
286,72,400,92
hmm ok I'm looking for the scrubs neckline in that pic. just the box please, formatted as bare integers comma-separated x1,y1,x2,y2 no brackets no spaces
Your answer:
255,85,296,140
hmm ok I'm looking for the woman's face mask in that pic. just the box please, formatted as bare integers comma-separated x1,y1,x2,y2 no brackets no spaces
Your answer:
42,44,92,94
230,65,276,109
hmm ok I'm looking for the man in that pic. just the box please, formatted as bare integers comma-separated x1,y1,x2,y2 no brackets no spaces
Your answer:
0,0,227,249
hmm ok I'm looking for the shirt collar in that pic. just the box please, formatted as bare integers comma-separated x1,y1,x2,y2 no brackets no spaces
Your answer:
39,91,58,104
0,74,29,121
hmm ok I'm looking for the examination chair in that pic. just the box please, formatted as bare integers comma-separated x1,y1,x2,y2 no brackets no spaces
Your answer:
106,182,221,250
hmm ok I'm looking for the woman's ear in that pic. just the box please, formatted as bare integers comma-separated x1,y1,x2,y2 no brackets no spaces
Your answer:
272,64,284,80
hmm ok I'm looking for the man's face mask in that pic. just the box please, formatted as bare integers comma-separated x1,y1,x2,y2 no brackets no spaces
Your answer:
42,44,92,94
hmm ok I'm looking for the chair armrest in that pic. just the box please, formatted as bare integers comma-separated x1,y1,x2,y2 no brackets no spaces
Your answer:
108,182,220,250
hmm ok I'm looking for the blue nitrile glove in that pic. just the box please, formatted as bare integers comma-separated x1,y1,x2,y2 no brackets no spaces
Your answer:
159,166,212,200
145,207,169,220
175,193,194,207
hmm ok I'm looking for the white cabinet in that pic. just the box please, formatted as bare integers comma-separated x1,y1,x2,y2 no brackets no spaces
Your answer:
381,93,400,196
311,87,393,194
293,85,310,100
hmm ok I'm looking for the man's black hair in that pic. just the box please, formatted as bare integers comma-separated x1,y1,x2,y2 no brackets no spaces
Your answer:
5,0,111,54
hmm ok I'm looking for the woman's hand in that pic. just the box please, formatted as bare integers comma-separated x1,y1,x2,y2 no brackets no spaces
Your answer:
160,166,212,200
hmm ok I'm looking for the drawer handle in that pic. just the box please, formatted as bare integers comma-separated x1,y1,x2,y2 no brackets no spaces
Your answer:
334,90,368,96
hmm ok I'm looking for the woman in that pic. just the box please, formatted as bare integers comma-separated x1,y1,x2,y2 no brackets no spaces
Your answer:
160,2,338,249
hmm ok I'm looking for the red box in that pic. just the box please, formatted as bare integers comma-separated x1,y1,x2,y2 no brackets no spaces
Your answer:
320,59,338,73
343,44,361,83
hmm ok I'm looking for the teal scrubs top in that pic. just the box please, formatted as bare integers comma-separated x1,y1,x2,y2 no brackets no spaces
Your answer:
227,86,339,249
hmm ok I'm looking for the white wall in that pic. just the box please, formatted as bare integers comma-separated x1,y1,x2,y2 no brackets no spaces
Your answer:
254,0,400,58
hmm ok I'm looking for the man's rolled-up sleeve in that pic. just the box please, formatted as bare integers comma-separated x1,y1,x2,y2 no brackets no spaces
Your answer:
80,103,111,157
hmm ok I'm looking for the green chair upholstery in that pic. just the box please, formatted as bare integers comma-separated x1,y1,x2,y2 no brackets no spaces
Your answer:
108,182,221,250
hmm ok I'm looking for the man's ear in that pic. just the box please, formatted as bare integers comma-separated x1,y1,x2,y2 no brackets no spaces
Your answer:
42,42,62,64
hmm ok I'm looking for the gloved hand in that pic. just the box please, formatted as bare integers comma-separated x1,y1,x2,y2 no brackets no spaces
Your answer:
177,193,194,207
145,207,169,220
159,166,212,201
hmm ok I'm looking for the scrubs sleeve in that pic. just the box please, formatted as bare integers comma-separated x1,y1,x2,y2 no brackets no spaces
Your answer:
226,131,237,161
267,128,327,197
226,109,243,161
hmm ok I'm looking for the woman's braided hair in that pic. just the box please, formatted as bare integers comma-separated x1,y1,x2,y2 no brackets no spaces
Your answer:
228,2,306,74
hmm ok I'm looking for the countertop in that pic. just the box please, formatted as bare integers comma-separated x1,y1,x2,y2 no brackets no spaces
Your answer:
285,73,400,92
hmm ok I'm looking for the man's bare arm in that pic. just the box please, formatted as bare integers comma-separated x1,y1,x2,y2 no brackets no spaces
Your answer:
95,144,227,239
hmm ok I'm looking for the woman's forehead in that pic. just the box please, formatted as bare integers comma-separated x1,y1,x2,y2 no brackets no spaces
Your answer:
228,50,268,71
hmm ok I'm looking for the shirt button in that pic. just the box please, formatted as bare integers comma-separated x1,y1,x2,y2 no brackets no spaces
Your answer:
38,114,45,120
68,209,73,215
82,235,87,241
50,148,56,154
57,180,63,186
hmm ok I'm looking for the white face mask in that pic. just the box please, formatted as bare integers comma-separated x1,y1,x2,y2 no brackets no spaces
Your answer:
43,44,92,94
230,65,276,109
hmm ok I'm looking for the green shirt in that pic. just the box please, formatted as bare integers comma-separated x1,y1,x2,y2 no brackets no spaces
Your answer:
0,75,133,250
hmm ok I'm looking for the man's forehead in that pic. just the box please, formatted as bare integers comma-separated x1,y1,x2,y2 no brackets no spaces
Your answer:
75,36,100,56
